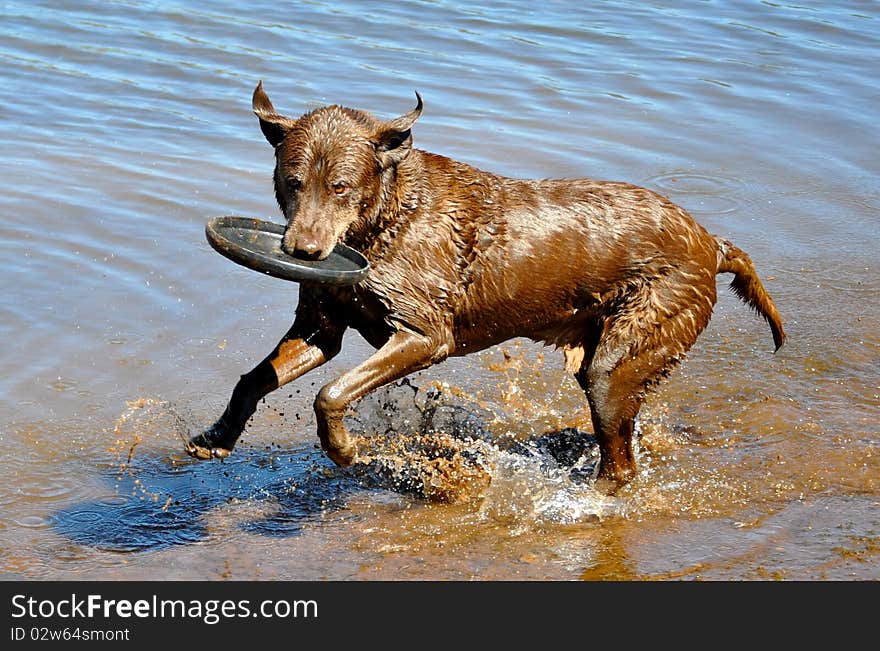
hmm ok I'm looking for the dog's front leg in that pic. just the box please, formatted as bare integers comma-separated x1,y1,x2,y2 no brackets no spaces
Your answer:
314,330,448,466
186,320,345,460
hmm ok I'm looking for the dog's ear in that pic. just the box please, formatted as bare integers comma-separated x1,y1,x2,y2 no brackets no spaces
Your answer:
373,92,423,168
252,81,288,147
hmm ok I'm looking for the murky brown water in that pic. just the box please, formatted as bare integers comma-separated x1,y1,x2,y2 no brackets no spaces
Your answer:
1,1,877,580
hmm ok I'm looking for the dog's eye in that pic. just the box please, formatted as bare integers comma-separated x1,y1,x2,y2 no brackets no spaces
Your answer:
287,177,302,192
332,182,350,196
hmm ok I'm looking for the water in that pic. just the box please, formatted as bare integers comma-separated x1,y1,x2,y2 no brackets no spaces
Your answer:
1,0,877,580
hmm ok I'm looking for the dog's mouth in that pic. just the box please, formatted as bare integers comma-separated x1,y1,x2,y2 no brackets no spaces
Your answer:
290,248,327,262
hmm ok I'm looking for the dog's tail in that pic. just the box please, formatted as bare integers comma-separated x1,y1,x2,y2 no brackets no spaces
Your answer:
715,237,786,352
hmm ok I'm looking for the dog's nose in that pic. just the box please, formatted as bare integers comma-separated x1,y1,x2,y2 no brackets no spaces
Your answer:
294,240,324,261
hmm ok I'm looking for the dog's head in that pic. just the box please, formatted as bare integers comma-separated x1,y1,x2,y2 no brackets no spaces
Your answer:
252,81,422,260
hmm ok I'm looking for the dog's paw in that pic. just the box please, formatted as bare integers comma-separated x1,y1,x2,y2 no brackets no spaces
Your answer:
325,442,358,467
185,426,235,460
184,440,232,460
594,463,637,495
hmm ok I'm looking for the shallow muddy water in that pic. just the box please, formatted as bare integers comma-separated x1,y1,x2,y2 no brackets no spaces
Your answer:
1,1,877,580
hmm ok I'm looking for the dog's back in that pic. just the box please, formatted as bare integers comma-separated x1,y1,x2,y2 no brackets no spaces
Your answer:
353,151,722,358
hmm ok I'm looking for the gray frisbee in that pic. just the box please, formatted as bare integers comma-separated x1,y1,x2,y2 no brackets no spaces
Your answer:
205,216,369,285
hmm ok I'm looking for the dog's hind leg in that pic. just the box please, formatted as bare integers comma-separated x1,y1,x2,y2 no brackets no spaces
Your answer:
313,330,449,466
574,279,715,489
575,343,644,489
186,312,346,460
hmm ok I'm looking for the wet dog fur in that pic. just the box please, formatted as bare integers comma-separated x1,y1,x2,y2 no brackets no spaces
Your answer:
186,81,785,489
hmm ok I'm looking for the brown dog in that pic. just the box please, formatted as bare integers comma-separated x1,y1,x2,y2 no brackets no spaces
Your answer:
186,81,785,488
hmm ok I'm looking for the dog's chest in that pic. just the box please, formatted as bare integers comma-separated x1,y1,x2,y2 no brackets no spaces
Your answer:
348,259,454,341
346,283,396,347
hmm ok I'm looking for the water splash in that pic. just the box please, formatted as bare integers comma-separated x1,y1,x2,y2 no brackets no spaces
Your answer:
346,379,616,522
482,428,610,525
